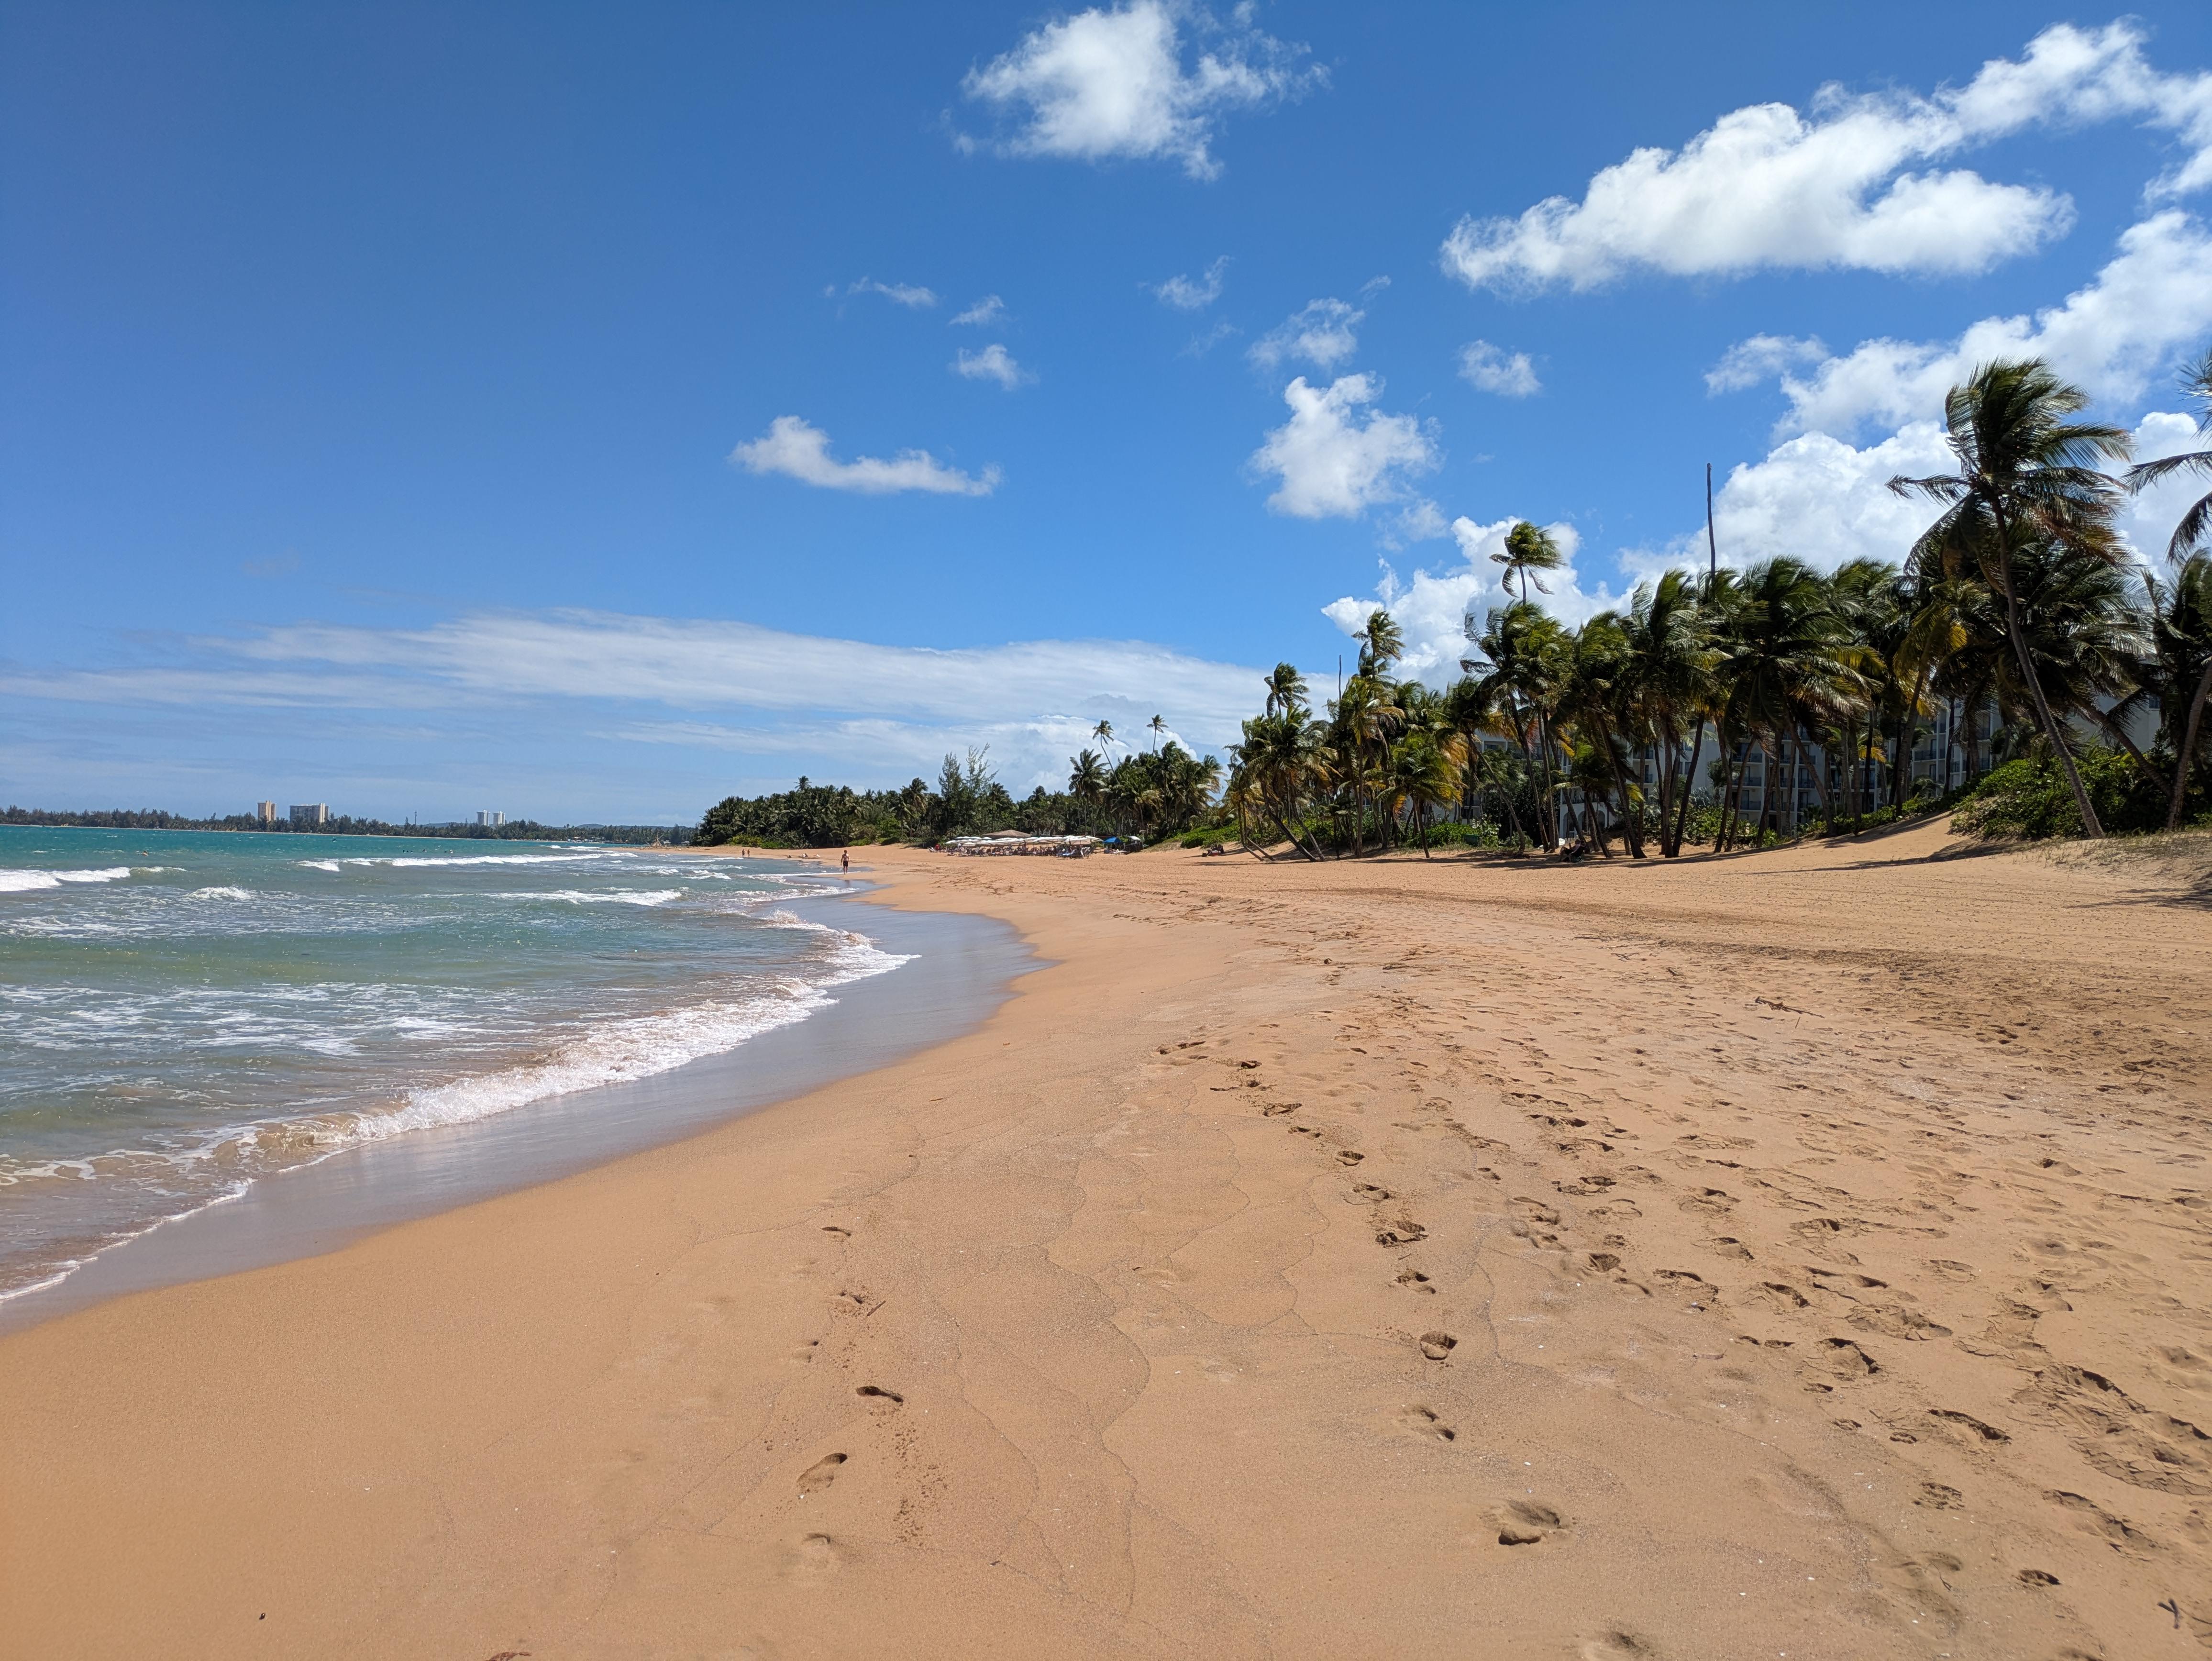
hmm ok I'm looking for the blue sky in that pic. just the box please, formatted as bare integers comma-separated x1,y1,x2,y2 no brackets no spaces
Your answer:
6,1,2212,821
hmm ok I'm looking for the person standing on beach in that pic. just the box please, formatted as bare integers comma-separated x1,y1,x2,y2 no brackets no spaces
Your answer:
841,848,850,875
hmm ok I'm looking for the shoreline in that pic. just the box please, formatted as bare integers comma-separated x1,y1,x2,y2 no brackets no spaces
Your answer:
0,878,1030,1335
3,833,2207,1659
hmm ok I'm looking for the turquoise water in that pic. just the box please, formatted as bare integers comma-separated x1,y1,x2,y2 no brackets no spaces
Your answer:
0,827,904,1302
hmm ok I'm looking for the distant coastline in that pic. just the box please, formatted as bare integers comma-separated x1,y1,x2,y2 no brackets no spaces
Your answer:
0,807,689,845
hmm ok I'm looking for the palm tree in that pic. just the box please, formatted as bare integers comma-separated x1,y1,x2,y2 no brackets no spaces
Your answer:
2125,350,2212,827
1891,358,2132,836
1493,520,1565,605
1615,570,1713,855
1556,611,1648,854
1263,662,1308,717
1706,558,1859,846
2125,553,2212,827
1229,710,1325,860
1356,609,1405,677
1092,720,1117,762
1465,600,1569,847
1068,748,1108,831
2125,347,2212,564
1381,731,1462,857
1148,714,1167,753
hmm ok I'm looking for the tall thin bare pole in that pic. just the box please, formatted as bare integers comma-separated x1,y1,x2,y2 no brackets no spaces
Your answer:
1704,462,1718,577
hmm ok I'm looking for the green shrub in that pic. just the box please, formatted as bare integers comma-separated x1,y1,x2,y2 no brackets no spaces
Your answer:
1952,748,2171,839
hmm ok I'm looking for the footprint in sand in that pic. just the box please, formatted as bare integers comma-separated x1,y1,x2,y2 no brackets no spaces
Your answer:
1337,1149,1365,1166
1349,1182,1394,1204
1261,1101,1300,1117
1378,1222,1428,1246
788,1340,821,1364
797,1453,848,1494
1418,1331,1458,1361
820,1225,851,1240
793,1532,841,1573
1496,1498,1564,1545
1398,1404,1457,1442
1702,1237,1754,1260
1577,1635,1652,1660
1396,1268,1436,1295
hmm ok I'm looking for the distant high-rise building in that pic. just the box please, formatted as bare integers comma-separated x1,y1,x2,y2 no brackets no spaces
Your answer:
476,810,505,827
254,801,278,825
289,803,329,827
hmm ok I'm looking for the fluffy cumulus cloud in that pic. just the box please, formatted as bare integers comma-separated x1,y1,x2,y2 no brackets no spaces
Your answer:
1440,22,2212,292
1152,256,1228,309
1321,517,1621,686
952,343,1032,389
1717,211,2212,437
961,0,1321,180
1616,410,2206,585
1458,340,1540,397
1249,375,1438,522
1249,298,1363,372
730,417,998,496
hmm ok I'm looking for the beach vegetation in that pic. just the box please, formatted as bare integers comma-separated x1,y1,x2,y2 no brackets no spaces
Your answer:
1212,355,2212,859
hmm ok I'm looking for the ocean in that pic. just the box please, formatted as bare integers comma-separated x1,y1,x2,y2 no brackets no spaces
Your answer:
0,826,915,1307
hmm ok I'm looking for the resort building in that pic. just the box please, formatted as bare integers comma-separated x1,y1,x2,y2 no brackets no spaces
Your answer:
254,801,278,825
289,803,329,827
476,810,505,827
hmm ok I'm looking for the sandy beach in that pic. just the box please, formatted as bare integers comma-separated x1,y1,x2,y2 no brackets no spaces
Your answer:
3,827,2209,1660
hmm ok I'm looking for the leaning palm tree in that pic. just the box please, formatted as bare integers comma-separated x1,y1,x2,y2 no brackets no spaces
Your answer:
1147,714,1167,753
1890,358,2132,836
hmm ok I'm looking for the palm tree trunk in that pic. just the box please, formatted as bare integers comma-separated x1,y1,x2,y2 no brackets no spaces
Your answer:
1670,723,1704,857
1607,737,1645,858
2167,657,2212,830
1988,499,2104,836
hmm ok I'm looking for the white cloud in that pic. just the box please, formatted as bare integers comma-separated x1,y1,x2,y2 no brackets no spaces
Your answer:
1759,211,2212,436
1705,334,1827,395
1458,340,1541,398
950,295,1006,326
730,416,998,496
952,343,1032,389
1152,255,1228,309
1440,22,2212,293
9,611,1277,794
2119,410,2212,562
1321,517,1619,686
840,277,938,308
1617,407,2204,584
1250,375,1439,520
961,0,1319,179
1250,298,1363,372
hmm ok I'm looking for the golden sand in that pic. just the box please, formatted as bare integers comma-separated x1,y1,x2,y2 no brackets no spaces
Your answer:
3,824,2208,1659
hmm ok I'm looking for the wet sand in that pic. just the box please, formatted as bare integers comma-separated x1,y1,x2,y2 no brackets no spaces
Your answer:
2,825,2208,1659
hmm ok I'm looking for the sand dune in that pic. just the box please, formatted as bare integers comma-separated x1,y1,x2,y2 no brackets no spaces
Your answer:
2,825,2207,1659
